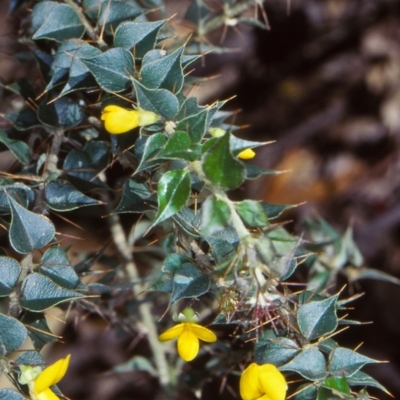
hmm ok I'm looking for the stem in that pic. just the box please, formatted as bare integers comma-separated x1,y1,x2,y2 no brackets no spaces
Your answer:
202,0,257,35
64,0,107,49
34,128,64,213
190,161,251,242
45,128,64,177
107,213,171,390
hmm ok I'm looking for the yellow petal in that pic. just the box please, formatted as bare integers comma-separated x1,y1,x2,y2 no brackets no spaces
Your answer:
240,363,264,400
258,364,287,400
158,323,185,341
35,388,60,400
238,148,256,160
177,328,199,361
187,323,217,343
101,105,140,134
34,355,70,395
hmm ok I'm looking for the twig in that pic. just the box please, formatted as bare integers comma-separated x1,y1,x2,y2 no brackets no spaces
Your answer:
64,0,107,49
107,213,172,390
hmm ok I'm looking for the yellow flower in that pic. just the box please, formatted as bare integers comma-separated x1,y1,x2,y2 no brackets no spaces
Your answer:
101,105,159,134
238,148,256,160
158,322,217,361
19,355,71,400
240,363,287,400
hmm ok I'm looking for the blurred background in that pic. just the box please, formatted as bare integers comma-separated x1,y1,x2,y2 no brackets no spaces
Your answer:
1,0,400,398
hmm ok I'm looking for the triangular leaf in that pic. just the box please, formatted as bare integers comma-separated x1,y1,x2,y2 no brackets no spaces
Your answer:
0,313,27,356
170,263,210,305
0,130,30,164
21,273,84,311
32,3,85,42
114,20,167,59
140,46,184,92
8,197,55,254
134,80,179,120
154,169,191,225
82,48,135,92
113,179,156,214
298,294,339,341
328,347,378,377
202,133,245,189
280,348,327,380
45,180,101,212
0,256,21,297
40,246,83,290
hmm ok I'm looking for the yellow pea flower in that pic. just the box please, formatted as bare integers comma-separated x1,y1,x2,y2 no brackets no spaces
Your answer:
158,322,217,362
101,105,159,134
19,355,71,400
240,362,287,400
238,148,256,160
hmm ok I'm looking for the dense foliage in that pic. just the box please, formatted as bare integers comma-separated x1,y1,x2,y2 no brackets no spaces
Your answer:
0,1,395,399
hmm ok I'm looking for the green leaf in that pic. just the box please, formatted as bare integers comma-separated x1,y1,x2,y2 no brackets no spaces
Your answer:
202,132,245,189
261,202,297,220
206,227,239,264
15,350,44,366
322,377,350,394
0,256,21,297
32,3,85,42
235,200,267,228
317,387,346,400
21,273,83,311
98,0,144,32
318,338,338,355
154,170,191,225
297,294,339,341
82,48,134,92
170,263,210,305
255,332,300,366
0,390,26,400
328,347,378,377
157,131,199,161
8,197,55,254
135,133,167,173
347,371,390,394
229,136,267,155
346,267,400,285
245,164,282,180
47,40,101,95
173,207,201,238
45,180,101,212
64,141,110,191
0,313,27,356
4,108,41,131
176,109,209,143
150,253,191,293
200,196,231,238
21,312,57,351
37,97,84,128
134,80,179,120
280,348,327,380
114,20,167,59
294,385,318,400
113,179,156,214
0,183,34,214
141,46,184,92
40,246,83,290
0,130,30,164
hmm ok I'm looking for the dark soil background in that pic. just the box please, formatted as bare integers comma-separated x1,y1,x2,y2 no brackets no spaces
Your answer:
1,0,400,399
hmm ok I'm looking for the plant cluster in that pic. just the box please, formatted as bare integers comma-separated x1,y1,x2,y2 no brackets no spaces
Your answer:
0,1,394,399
